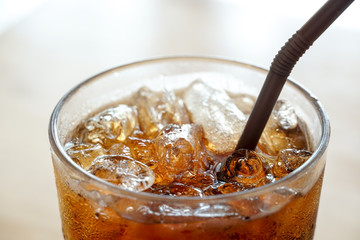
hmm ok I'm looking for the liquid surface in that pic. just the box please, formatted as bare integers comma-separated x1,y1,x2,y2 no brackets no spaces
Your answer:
65,79,311,196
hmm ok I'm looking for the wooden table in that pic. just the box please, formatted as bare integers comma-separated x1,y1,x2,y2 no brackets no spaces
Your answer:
0,0,359,239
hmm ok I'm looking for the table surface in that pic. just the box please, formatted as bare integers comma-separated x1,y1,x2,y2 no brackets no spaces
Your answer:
1,0,359,239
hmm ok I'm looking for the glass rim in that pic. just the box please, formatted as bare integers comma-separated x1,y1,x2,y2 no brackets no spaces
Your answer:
48,56,330,203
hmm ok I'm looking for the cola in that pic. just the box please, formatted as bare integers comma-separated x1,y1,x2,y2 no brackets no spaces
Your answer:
50,57,328,240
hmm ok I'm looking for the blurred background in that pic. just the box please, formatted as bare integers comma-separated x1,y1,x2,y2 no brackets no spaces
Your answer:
0,0,359,239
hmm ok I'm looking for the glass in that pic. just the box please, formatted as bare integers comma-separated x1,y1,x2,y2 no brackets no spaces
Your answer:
49,56,330,240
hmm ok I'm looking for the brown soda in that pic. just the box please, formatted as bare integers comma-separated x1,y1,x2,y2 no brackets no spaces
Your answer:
56,80,322,240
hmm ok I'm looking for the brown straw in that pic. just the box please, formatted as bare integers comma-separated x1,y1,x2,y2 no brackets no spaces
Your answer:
236,0,354,151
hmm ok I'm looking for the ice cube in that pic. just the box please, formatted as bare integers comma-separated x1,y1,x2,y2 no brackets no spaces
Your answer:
125,135,157,169
82,105,138,147
136,87,190,137
148,169,215,196
258,100,309,156
152,124,208,185
273,100,298,130
176,171,215,189
88,155,155,191
217,149,266,189
232,93,256,115
147,183,204,197
204,182,242,196
272,149,312,178
65,142,106,170
107,143,132,157
183,80,246,153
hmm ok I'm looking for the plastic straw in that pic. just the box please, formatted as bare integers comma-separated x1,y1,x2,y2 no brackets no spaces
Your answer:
235,0,354,151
